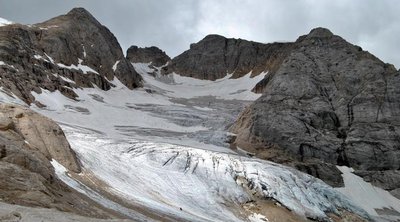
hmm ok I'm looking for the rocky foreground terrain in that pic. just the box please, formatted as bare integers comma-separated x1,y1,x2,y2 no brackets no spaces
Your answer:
0,104,128,220
1,7,400,222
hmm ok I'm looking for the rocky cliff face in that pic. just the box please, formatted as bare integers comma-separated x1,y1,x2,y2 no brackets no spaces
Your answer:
163,34,293,80
0,104,115,219
126,45,170,67
0,8,142,105
231,28,400,192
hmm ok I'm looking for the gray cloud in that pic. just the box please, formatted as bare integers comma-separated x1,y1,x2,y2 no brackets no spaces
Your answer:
0,0,399,68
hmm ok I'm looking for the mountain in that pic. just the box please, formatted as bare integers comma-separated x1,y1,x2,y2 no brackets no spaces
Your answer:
162,34,293,81
126,45,170,67
0,8,142,105
230,28,400,194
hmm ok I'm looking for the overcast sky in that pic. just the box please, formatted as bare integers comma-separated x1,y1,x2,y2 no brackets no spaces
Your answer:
0,0,399,68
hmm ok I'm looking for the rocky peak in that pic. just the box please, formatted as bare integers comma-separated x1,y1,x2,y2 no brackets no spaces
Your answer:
0,8,142,104
126,45,170,67
63,7,99,24
306,27,334,38
231,27,400,191
189,34,227,49
66,7,94,18
163,34,293,80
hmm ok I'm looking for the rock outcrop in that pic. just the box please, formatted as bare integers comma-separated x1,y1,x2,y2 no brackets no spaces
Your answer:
231,28,400,190
126,45,170,67
0,104,116,218
163,34,293,80
0,8,142,105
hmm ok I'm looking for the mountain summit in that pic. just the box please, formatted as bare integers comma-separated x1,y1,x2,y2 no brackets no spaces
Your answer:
231,26,400,193
0,7,142,105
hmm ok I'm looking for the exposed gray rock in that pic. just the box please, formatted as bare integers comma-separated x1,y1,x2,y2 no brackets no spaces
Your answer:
0,7,142,104
354,170,400,192
126,45,170,67
231,28,400,189
163,34,293,80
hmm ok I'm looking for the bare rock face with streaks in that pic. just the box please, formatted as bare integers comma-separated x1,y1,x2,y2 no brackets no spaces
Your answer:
0,8,142,105
231,28,400,190
126,45,170,67
163,34,293,80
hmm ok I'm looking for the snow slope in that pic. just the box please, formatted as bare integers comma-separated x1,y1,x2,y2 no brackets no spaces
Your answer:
0,87,26,105
336,166,400,221
133,63,265,101
31,78,206,139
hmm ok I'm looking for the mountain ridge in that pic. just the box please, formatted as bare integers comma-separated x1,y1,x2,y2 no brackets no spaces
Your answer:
0,7,142,105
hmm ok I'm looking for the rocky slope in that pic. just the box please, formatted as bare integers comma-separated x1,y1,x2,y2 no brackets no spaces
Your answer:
126,45,170,67
230,28,400,194
0,104,125,219
0,8,142,105
162,34,294,80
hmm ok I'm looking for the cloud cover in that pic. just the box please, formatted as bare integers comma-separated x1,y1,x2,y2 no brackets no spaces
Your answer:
0,0,399,68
